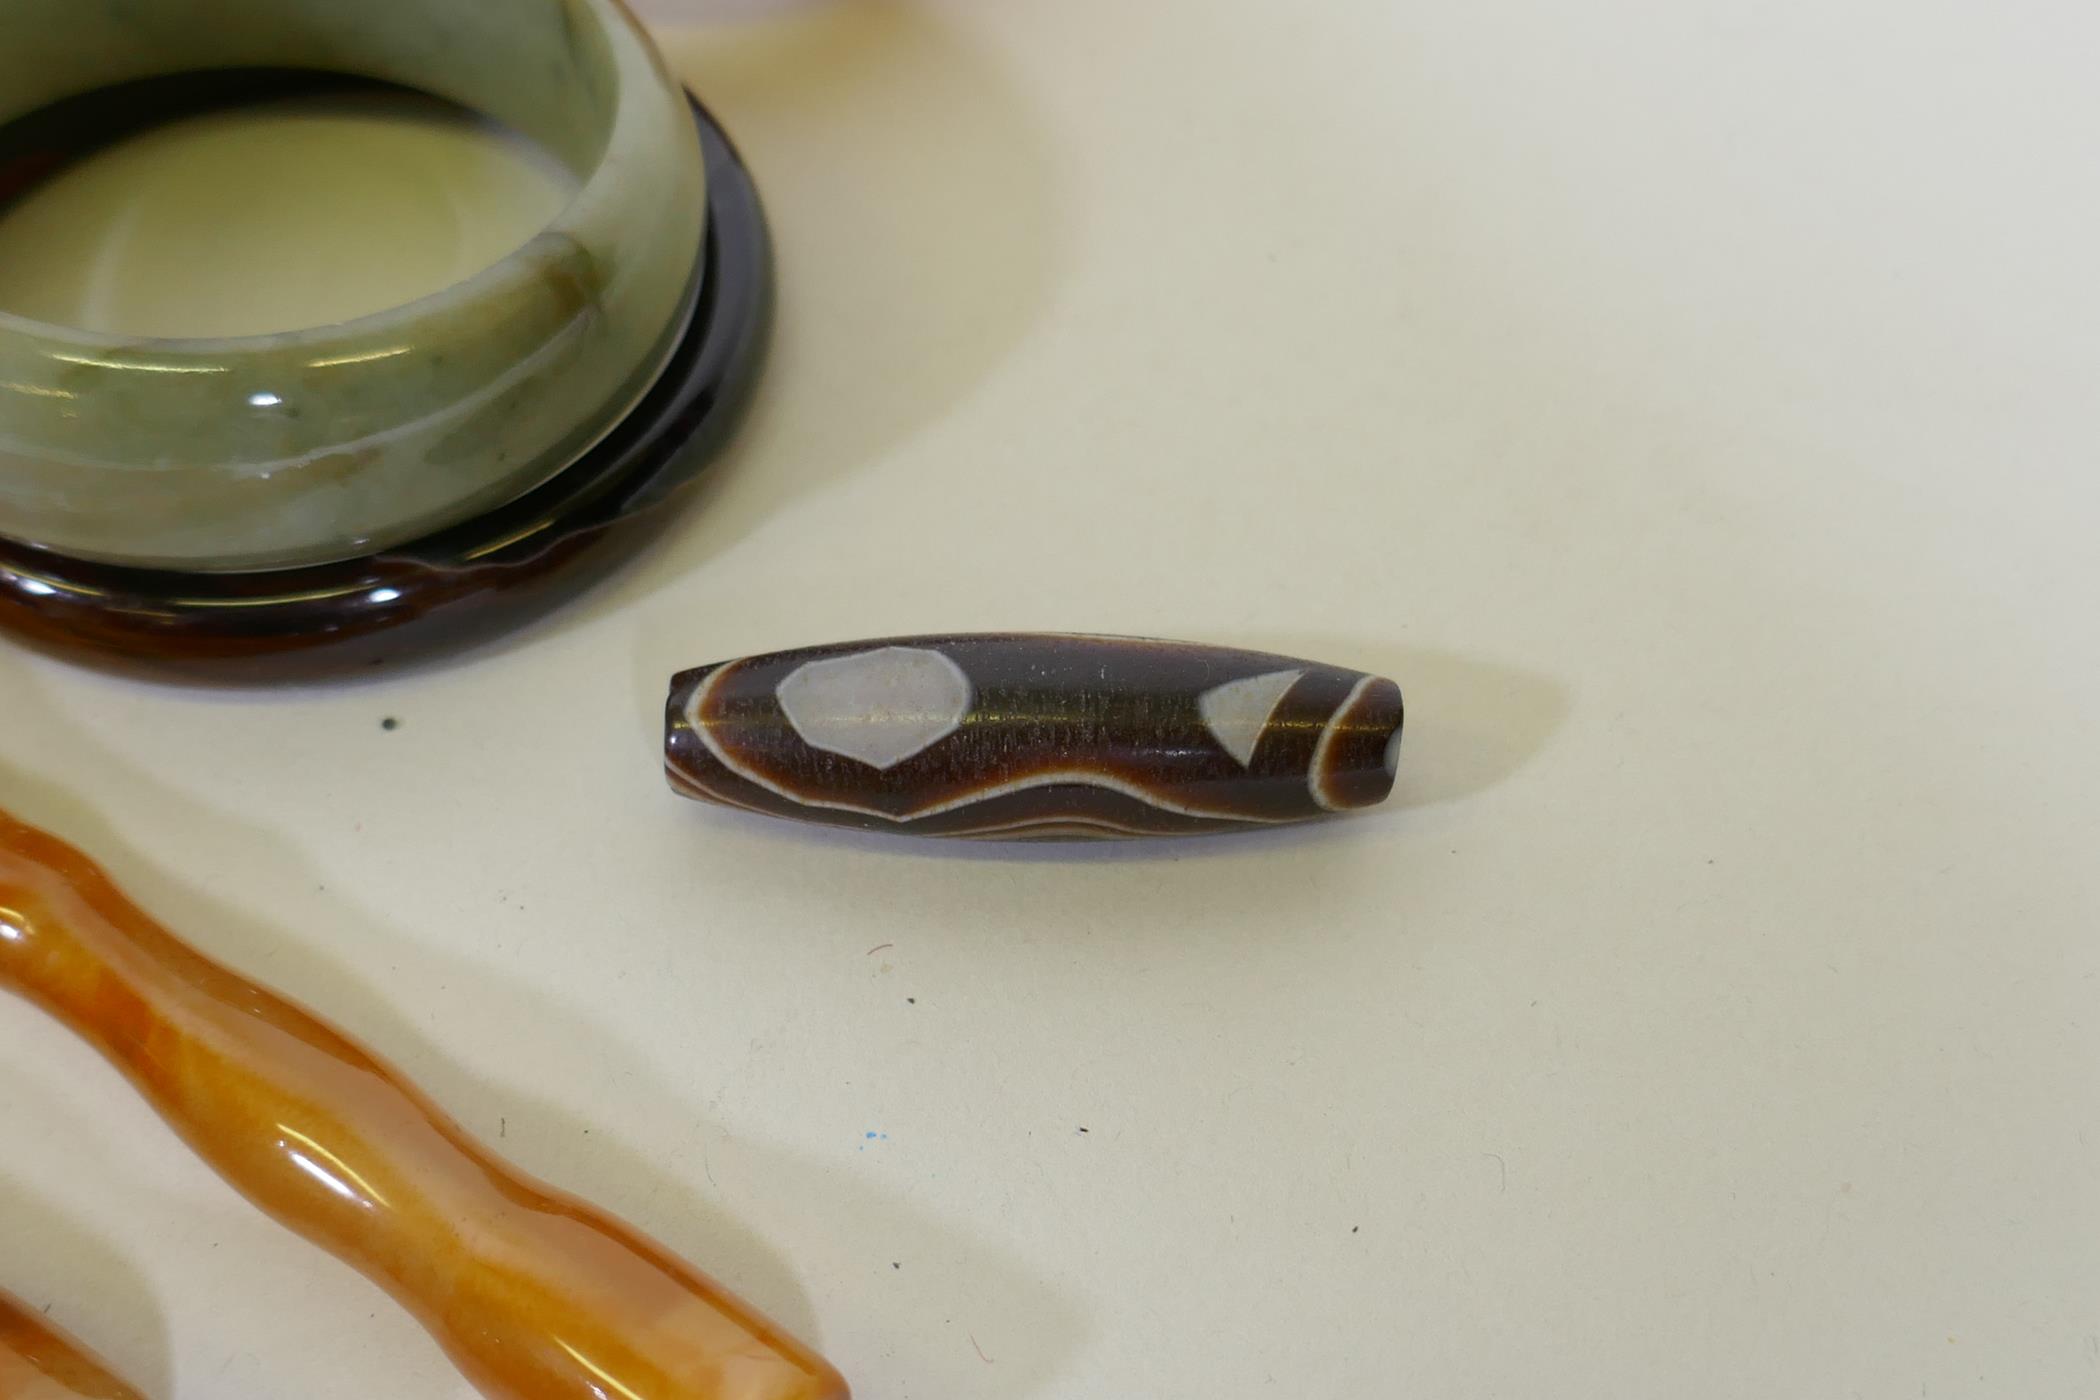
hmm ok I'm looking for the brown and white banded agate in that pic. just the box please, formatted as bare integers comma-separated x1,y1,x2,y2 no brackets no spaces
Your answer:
664,634,1404,839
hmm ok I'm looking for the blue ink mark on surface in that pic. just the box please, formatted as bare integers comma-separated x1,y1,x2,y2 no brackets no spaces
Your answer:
859,1130,890,1152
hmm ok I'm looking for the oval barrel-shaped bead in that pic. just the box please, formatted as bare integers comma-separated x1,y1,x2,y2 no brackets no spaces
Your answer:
665,634,1404,839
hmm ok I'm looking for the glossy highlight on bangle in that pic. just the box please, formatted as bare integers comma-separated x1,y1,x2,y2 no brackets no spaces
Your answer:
667,633,1405,839
0,1290,143,1400
0,806,849,1400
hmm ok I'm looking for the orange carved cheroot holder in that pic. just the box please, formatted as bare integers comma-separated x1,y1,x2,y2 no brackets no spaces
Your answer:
0,808,848,1400
1,1288,143,1400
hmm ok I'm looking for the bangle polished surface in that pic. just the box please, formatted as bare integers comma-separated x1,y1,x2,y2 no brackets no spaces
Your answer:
0,0,705,571
0,93,770,674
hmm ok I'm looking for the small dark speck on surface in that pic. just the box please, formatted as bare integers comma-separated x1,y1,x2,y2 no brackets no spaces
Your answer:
500,1117,506,1138
1077,1127,1088,1134
381,717,399,731
1352,1226,1359,1234
907,997,916,1004
892,1262,900,1270
40,1302,50,1314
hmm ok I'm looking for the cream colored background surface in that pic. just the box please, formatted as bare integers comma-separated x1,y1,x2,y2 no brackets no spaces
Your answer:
5,2,2099,1396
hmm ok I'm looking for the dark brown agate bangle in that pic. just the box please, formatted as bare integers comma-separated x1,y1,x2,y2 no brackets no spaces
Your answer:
666,634,1405,840
0,90,770,676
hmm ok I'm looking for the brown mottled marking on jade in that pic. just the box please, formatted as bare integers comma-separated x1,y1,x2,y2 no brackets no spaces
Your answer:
664,633,1405,839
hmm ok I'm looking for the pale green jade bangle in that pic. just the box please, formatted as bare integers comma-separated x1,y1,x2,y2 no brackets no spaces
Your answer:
0,0,704,572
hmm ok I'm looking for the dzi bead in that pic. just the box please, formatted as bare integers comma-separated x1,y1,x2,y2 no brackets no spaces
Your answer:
664,634,1405,839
